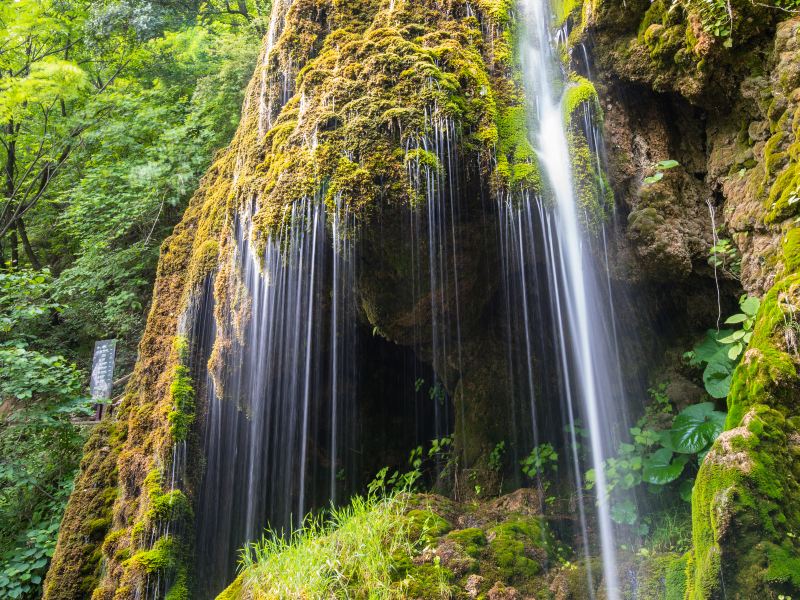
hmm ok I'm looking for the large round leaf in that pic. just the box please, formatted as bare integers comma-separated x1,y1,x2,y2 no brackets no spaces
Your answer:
670,402,727,454
642,448,688,485
689,329,733,367
703,359,734,399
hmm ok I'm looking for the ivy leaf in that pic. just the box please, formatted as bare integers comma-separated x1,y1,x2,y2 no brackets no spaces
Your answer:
671,402,727,454
642,448,688,484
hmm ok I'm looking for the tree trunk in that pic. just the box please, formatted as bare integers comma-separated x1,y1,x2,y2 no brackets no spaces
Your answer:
17,217,41,269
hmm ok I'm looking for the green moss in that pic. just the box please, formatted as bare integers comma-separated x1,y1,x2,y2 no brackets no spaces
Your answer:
567,131,614,232
446,528,487,558
563,75,601,124
637,0,667,37
216,575,243,600
404,148,442,173
85,517,112,540
486,517,550,581
628,552,687,600
147,489,191,523
555,0,583,26
129,536,178,574
407,509,452,542
168,337,195,443
164,570,190,600
665,553,689,600
495,105,542,193
401,563,454,598
43,420,123,600
783,225,800,272
688,260,800,597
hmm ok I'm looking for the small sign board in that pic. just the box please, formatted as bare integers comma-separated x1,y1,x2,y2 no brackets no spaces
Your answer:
90,339,117,401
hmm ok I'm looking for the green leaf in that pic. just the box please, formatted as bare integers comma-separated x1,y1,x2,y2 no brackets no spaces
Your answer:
610,498,638,525
657,159,680,170
679,479,694,502
671,402,727,453
727,343,743,360
724,313,747,324
642,448,688,485
643,171,664,185
717,330,746,344
689,329,733,366
740,296,760,317
703,359,734,399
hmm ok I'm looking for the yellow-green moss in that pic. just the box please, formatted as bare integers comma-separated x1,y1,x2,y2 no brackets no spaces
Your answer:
446,527,487,558
563,74,602,125
495,105,542,193
688,237,800,597
167,337,195,443
129,536,178,574
486,517,550,581
407,509,453,542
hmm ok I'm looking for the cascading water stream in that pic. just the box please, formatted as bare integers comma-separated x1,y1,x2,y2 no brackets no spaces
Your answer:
516,0,626,597
192,197,358,598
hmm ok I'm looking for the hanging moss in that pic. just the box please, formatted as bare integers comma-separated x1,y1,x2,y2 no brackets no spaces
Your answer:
563,74,602,125
167,337,195,443
129,536,179,574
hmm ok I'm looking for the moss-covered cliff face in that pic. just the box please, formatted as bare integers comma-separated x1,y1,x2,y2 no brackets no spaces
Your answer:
562,1,800,596
43,0,560,597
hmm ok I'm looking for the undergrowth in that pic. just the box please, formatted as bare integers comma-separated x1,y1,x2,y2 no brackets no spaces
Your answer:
233,494,450,599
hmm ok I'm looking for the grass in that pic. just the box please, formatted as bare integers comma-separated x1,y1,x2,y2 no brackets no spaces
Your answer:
231,494,451,599
646,506,693,554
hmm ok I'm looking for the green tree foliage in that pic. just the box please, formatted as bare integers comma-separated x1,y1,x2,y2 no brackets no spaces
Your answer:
0,269,89,599
0,1,262,597
1,0,262,366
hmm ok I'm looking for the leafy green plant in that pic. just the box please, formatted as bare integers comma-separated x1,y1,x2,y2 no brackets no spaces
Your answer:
587,382,726,530
685,294,760,398
520,443,558,479
488,441,506,472
368,436,453,497
0,267,91,599
643,159,679,185
708,237,741,278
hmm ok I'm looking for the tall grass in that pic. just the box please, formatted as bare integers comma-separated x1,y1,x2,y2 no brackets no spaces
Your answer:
234,494,449,599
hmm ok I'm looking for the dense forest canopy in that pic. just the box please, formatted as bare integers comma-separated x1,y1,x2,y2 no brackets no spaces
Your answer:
0,1,265,596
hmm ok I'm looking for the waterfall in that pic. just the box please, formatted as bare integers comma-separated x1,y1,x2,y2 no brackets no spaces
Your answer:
513,0,628,597
192,197,358,598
